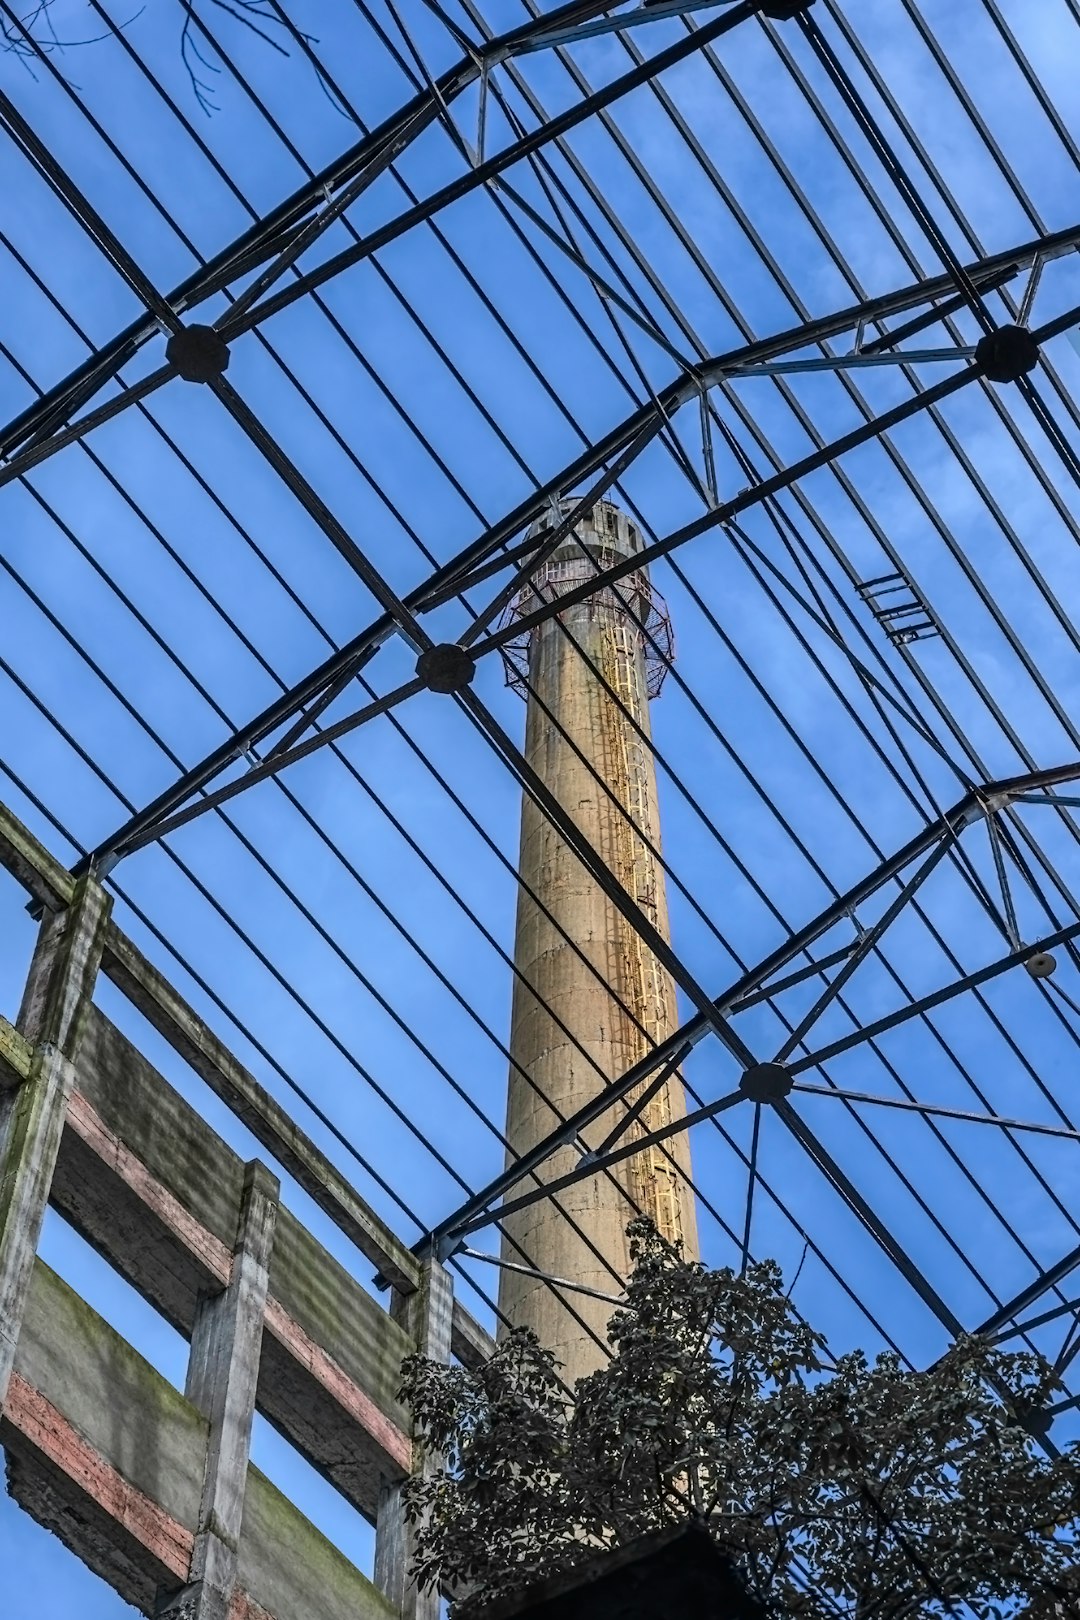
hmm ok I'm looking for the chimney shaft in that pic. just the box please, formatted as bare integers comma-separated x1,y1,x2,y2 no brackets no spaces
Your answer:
498,500,698,1385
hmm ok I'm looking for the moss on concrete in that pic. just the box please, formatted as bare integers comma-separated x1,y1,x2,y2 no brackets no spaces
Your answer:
239,1463,398,1620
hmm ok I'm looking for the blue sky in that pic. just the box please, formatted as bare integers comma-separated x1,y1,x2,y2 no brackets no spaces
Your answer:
2,0,1080,1611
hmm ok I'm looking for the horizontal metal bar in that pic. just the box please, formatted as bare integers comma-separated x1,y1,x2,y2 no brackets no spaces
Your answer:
460,1247,625,1306
1012,794,1080,810
730,942,855,1009
791,1083,1080,1142
726,346,974,377
858,267,1019,354
119,678,425,856
789,918,1080,1076
447,1086,745,1246
522,0,737,52
974,1242,1080,1338
0,366,172,488
987,1295,1080,1345
422,761,1080,1256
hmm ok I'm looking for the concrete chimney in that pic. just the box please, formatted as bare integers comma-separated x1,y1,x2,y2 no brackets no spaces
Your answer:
498,499,699,1385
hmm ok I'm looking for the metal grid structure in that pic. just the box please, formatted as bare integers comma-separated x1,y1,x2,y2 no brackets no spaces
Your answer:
3,0,1080,1592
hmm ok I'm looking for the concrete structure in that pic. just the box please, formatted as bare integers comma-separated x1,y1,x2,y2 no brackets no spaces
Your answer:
0,794,494,1620
498,500,699,1384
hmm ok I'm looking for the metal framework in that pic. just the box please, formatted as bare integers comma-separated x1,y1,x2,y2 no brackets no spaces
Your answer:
3,0,1080,1605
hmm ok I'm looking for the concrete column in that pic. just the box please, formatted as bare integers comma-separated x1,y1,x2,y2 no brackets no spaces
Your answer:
375,1259,453,1620
500,500,698,1386
0,876,111,1409
157,1159,279,1620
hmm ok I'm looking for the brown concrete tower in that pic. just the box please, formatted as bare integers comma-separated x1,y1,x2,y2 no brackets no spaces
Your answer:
498,498,699,1386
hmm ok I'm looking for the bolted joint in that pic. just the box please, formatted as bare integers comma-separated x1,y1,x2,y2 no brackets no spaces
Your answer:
416,642,475,694
166,324,231,383
759,0,816,19
433,1228,465,1263
974,324,1039,384
739,1061,793,1103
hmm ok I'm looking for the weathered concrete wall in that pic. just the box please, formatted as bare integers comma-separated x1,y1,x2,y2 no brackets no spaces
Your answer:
0,796,490,1367
5,1258,205,1612
4,1260,394,1620
0,775,489,1620
500,502,698,1385
53,1005,413,1517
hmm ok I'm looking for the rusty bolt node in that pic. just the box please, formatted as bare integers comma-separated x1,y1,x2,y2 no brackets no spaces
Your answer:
759,0,816,19
165,324,230,383
416,642,476,694
1024,950,1057,980
739,1061,793,1103
974,324,1039,384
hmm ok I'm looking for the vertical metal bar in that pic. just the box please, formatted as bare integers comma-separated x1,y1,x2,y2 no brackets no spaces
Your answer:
986,813,1021,950
773,824,960,1063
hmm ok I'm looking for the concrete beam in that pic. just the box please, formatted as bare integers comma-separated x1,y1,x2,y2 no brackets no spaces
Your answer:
0,877,110,1408
375,1262,454,1620
448,1302,496,1371
0,803,74,914
53,1006,412,1517
158,1162,280,1619
3,1258,395,1620
0,797,493,1361
0,1014,32,1087
103,927,419,1296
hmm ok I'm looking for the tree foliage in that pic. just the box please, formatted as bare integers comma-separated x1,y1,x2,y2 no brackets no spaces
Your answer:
401,1221,1080,1620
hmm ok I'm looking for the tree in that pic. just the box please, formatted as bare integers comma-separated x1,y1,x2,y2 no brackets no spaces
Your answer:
400,1220,1080,1619
1,1,316,114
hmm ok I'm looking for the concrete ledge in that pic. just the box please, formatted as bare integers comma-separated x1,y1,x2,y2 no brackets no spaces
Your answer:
0,1013,32,1086
0,799,493,1370
53,1008,413,1515
4,1261,393,1620
239,1466,397,1620
102,928,420,1296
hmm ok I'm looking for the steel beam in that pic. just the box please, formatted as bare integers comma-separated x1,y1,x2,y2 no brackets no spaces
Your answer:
72,243,1080,876
0,0,627,461
420,761,1080,1254
788,918,1080,1076
470,299,1080,657
975,1243,1080,1339
791,1083,1080,1143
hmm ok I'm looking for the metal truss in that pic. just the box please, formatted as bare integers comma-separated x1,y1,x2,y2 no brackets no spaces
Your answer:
46,222,1078,880
422,761,1080,1279
0,0,758,470
5,0,1080,1483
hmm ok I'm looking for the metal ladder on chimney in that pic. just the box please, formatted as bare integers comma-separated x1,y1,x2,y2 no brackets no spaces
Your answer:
599,613,686,1250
